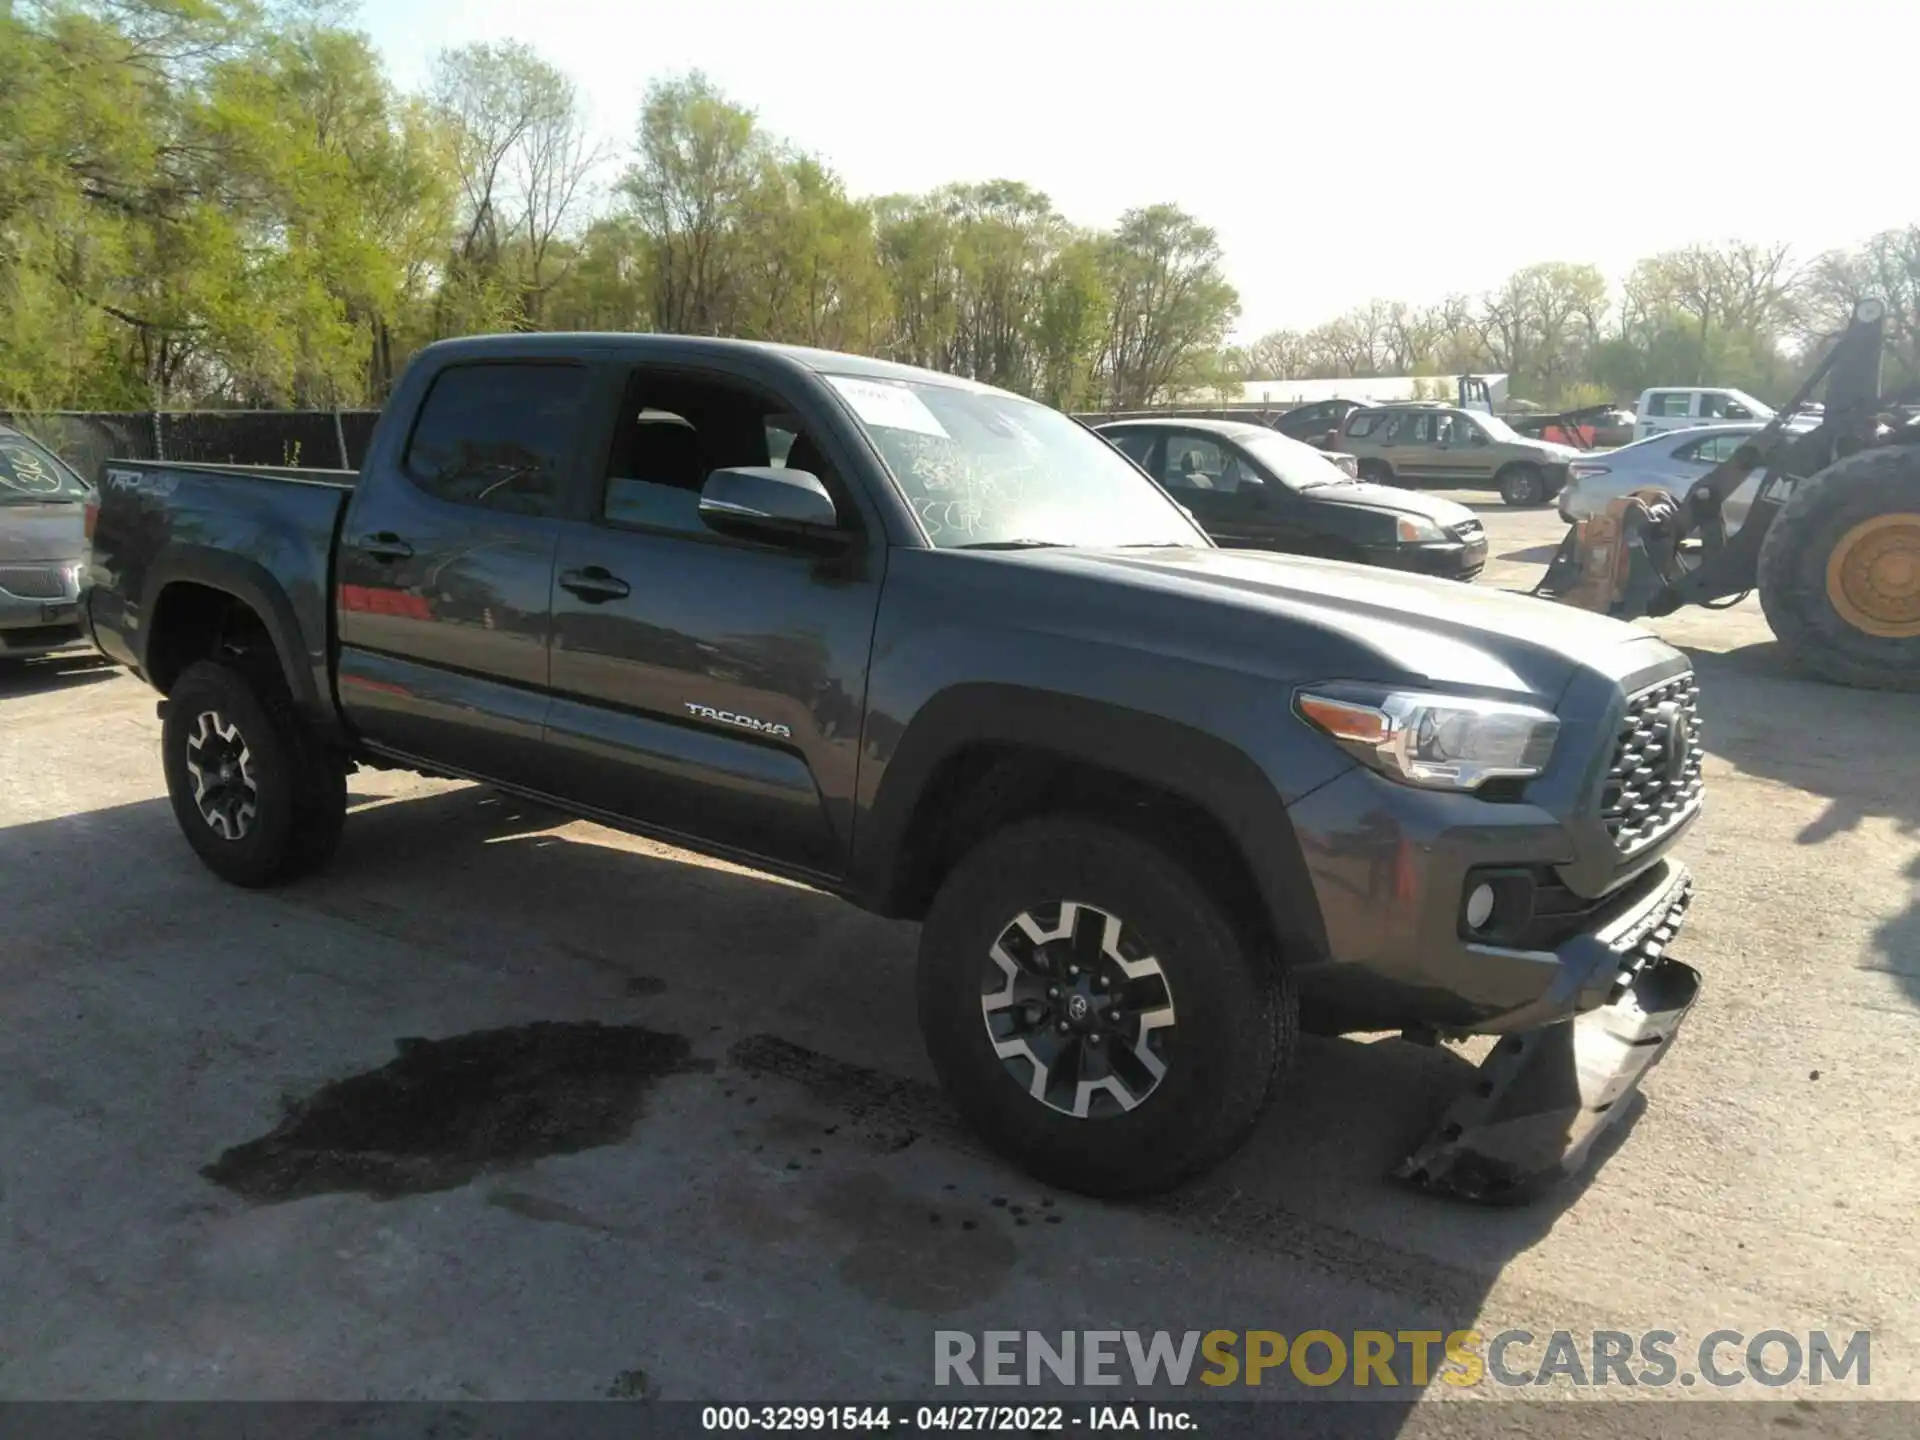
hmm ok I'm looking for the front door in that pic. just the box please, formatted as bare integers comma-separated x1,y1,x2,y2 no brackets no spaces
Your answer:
1155,431,1319,553
1438,411,1498,486
334,359,592,785
540,367,883,877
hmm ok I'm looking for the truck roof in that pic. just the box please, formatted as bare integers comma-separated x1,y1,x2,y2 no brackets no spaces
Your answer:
414,332,1010,398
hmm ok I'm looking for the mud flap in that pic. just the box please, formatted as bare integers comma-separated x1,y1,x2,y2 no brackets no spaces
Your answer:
1394,956,1702,1204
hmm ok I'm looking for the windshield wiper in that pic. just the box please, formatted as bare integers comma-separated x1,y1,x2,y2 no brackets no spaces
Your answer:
954,538,1066,550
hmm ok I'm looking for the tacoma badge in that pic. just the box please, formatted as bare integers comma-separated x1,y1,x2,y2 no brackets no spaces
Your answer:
685,703,793,739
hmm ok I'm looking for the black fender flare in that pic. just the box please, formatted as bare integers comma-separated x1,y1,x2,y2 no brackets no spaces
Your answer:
140,544,338,738
852,683,1329,962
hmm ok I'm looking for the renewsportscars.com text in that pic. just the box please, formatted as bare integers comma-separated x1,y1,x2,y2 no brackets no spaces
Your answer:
934,1329,1871,1390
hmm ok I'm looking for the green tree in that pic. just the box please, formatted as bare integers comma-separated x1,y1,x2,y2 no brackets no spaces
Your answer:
620,70,766,335
1097,205,1239,409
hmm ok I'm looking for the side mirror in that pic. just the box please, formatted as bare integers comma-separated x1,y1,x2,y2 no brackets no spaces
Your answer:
698,467,848,551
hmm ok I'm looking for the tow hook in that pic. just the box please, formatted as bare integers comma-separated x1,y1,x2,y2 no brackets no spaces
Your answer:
1395,955,1702,1204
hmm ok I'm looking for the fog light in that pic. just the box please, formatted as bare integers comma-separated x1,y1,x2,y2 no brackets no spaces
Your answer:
1464,883,1496,931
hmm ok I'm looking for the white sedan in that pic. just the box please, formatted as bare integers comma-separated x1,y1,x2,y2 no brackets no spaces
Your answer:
1558,423,1777,533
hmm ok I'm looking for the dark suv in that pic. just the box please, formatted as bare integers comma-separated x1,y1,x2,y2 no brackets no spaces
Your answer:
1272,398,1373,448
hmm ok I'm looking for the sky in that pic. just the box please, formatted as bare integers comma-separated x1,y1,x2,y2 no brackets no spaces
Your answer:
358,0,1918,342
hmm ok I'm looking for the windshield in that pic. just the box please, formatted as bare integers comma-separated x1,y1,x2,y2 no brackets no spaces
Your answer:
1236,431,1354,489
0,429,90,504
826,375,1207,549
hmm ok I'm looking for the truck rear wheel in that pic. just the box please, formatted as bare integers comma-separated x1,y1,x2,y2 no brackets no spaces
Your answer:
917,817,1295,1197
162,658,348,886
1756,444,1920,692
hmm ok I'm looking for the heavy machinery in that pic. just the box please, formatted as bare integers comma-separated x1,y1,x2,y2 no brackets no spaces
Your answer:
1534,298,1920,692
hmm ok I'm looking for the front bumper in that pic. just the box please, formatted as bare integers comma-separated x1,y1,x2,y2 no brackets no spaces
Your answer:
0,592,85,658
1397,952,1701,1202
1285,760,1696,1034
1368,537,1488,582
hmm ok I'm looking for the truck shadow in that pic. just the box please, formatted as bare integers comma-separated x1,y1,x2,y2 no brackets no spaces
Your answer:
314,789,1616,1325
1681,644,1920,1012
1,784,1629,1409
0,648,117,696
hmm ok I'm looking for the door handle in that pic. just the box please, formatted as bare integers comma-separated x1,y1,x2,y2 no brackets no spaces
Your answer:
559,566,631,602
358,532,413,562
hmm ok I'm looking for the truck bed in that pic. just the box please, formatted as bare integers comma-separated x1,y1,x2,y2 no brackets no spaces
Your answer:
85,459,358,716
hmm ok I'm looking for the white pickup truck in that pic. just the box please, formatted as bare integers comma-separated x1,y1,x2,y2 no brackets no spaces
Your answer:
1632,386,1777,438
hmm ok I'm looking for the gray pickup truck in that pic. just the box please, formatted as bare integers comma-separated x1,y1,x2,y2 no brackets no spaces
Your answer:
82,334,1705,1201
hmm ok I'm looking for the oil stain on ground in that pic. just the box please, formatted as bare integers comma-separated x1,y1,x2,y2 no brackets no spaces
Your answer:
814,1171,1017,1313
203,1021,706,1203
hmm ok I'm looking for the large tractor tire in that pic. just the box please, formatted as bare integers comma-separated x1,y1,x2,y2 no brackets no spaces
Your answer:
1756,444,1920,692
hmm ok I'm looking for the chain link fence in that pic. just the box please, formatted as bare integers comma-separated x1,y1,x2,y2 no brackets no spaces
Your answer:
0,409,383,481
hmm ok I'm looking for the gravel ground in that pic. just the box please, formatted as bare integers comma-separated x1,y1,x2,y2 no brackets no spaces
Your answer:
1,501,1914,1428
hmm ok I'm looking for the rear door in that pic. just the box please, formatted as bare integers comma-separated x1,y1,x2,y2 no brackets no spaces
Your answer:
1666,430,1762,520
538,363,885,877
1376,409,1440,484
1639,390,1696,437
334,359,591,785
1103,427,1164,477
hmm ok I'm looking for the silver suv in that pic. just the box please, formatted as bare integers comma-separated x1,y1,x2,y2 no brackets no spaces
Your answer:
1337,404,1580,506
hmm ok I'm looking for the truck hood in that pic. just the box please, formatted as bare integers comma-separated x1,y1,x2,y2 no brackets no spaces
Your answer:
1012,544,1666,703
1306,481,1476,526
0,501,86,563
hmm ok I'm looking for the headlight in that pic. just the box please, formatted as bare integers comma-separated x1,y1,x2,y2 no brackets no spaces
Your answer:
1395,514,1445,543
1295,686,1560,791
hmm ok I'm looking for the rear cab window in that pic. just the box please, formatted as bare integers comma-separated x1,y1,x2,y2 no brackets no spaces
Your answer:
403,363,590,517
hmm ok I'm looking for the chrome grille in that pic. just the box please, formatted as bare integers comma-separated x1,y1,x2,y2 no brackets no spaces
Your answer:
1602,673,1704,853
0,564,77,600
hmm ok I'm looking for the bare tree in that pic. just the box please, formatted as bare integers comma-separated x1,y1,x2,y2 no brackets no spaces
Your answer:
431,40,602,326
511,68,606,326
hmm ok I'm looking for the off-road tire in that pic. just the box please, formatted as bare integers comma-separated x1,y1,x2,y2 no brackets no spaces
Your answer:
162,658,347,886
1756,444,1920,692
917,817,1296,1198
1497,463,1547,507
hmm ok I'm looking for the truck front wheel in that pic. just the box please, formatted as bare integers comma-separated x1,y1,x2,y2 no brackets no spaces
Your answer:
162,658,347,887
917,817,1295,1197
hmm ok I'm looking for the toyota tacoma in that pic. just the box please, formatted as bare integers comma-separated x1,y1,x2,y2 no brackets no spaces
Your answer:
81,334,1704,1200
